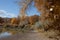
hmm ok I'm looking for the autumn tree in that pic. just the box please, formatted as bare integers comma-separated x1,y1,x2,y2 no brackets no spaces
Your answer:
29,15,39,25
18,0,60,31
0,17,4,24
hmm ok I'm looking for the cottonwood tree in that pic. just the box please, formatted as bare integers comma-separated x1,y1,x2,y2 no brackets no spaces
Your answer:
18,0,60,31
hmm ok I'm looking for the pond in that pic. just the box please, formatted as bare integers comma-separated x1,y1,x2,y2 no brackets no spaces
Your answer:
0,32,12,38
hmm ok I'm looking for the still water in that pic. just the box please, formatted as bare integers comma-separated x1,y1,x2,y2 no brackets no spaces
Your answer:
0,32,12,38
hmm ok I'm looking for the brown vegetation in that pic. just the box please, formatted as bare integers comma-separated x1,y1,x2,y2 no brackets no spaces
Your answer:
18,0,60,31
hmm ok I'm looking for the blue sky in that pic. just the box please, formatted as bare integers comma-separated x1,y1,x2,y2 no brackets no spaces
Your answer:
0,0,40,18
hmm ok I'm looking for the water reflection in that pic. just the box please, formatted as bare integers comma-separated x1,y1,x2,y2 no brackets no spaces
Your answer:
0,32,12,38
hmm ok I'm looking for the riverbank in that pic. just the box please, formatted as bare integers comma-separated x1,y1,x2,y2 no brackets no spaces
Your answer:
0,30,60,40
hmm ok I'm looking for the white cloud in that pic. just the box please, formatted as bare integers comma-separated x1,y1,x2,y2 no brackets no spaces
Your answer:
0,10,17,18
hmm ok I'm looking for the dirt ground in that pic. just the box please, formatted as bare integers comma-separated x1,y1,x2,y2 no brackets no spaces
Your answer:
0,31,60,40
0,30,59,40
